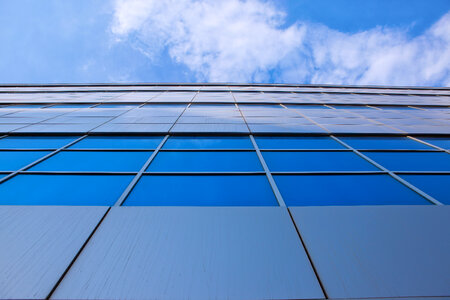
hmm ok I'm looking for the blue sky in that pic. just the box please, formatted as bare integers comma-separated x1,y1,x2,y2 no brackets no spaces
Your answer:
0,0,449,86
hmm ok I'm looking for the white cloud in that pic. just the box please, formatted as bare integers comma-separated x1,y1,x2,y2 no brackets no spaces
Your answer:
111,0,450,86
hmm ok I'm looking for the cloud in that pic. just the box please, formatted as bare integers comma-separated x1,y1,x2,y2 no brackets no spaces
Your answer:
111,0,450,86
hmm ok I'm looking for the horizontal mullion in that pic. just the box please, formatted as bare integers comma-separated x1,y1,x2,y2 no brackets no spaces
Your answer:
60,148,157,152
357,149,444,152
270,171,388,175
142,171,266,175
18,171,138,175
259,149,352,152
0,148,58,151
393,171,450,175
158,148,255,152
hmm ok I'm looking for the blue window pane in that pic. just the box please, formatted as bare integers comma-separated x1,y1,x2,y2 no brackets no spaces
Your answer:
0,174,132,205
0,136,77,149
274,174,430,206
31,151,151,172
400,175,450,205
339,137,432,150
147,151,262,172
255,136,344,149
364,152,450,171
124,175,277,206
421,138,450,150
70,136,163,149
0,151,50,171
163,136,253,149
263,151,378,172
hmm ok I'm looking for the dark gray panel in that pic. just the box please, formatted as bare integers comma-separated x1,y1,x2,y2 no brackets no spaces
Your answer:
0,206,107,299
290,205,450,299
52,207,324,300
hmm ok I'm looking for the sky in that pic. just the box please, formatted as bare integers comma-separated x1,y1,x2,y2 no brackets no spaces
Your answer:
0,0,449,86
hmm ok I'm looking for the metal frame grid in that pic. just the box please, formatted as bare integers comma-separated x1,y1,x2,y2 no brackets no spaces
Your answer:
0,132,448,206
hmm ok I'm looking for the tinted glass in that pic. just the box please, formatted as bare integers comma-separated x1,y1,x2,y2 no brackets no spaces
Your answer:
31,151,151,172
124,175,277,206
255,136,344,149
0,136,77,149
263,151,378,172
163,136,253,149
400,175,450,204
364,152,450,171
339,137,431,150
274,174,430,206
421,138,450,150
71,136,163,149
0,151,50,171
147,151,262,172
0,174,132,205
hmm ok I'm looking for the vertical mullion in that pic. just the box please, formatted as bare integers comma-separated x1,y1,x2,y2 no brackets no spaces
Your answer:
0,134,89,185
167,91,197,132
330,135,443,206
114,135,169,207
249,135,286,207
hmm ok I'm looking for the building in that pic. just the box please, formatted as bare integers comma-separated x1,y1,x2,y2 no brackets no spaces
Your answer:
0,83,449,300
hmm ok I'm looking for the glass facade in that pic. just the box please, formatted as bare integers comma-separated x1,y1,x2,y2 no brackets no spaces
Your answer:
0,84,449,300
0,84,448,206
0,132,448,205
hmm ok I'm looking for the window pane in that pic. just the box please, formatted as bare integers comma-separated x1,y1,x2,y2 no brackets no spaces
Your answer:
420,138,450,150
255,136,344,149
400,175,450,204
70,136,163,149
0,174,132,205
263,151,378,172
339,137,432,150
147,151,262,172
364,152,450,171
0,151,50,171
124,175,277,206
163,136,253,149
274,174,430,206
31,151,152,172
0,136,77,149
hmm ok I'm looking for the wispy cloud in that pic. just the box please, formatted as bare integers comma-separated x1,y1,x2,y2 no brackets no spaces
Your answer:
111,0,450,86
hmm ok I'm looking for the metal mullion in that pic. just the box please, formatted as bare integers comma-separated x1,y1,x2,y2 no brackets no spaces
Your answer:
143,171,266,175
0,148,58,151
279,104,331,133
143,91,166,104
259,149,352,152
158,148,254,152
114,135,169,206
335,106,408,133
166,93,197,132
250,134,286,207
271,171,387,175
231,92,251,133
87,101,147,132
407,136,450,154
0,135,88,184
62,148,156,152
19,171,138,175
357,149,442,153
395,171,450,175
330,135,444,205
